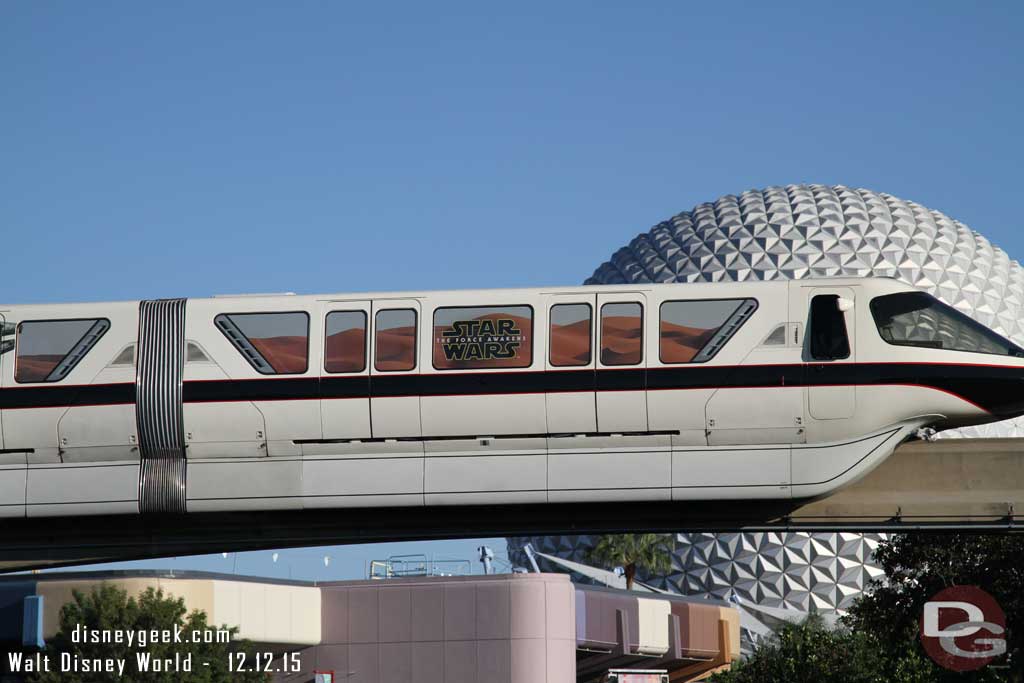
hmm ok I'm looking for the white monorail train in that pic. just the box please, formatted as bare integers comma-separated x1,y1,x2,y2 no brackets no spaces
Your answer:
0,277,1021,518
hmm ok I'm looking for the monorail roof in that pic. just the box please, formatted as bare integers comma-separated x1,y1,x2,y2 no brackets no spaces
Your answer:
0,275,896,309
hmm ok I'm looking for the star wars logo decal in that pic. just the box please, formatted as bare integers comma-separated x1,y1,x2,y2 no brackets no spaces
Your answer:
432,306,533,369
920,585,1006,671
440,318,524,362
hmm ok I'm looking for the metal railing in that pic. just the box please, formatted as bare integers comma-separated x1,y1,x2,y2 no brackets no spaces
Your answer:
367,554,473,579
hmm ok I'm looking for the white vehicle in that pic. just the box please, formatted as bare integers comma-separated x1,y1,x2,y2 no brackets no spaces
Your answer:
0,276,1020,517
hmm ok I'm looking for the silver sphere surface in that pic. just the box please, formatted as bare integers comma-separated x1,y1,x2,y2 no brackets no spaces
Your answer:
511,184,1022,648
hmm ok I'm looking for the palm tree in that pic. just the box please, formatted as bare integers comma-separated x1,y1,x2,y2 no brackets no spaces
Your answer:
588,534,673,590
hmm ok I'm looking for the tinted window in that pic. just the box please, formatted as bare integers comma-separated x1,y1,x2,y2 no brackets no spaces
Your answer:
375,309,417,371
1,321,15,357
871,291,1023,357
550,303,592,367
601,302,643,366
660,299,758,363
16,318,110,383
809,295,850,361
215,312,309,374
325,311,367,373
433,305,533,370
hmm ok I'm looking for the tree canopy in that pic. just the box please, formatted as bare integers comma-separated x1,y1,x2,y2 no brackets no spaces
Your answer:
711,533,1023,682
708,612,933,683
588,533,673,590
26,584,267,683
844,533,1021,682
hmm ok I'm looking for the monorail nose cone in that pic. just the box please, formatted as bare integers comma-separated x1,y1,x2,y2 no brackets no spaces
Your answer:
903,355,1024,422
980,364,1024,419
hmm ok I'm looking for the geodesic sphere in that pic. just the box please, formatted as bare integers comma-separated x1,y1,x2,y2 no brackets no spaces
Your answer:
587,183,1024,438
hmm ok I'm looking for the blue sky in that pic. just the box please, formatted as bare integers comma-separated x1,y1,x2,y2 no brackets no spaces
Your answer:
3,1,1021,578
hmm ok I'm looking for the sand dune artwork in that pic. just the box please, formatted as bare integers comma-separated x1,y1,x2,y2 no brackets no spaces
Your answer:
15,355,65,382
217,312,311,375
657,299,748,363
325,327,366,373
14,319,104,383
550,318,591,366
375,325,417,371
659,321,716,363
325,311,368,374
249,336,309,374
600,315,644,365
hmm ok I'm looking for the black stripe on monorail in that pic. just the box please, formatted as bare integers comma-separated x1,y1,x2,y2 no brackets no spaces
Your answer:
184,377,321,403
0,363,1021,416
0,382,135,410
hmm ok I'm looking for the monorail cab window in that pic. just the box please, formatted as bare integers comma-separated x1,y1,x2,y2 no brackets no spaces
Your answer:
871,291,1024,357
15,318,110,382
600,302,643,365
375,309,417,371
215,312,309,374
809,295,850,361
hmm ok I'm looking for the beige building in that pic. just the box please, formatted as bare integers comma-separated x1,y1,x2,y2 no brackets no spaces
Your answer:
1,570,738,682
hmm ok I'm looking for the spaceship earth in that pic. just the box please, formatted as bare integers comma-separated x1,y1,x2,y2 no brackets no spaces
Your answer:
509,183,1024,646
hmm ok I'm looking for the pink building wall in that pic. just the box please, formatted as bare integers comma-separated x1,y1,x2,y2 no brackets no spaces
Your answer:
308,572,575,683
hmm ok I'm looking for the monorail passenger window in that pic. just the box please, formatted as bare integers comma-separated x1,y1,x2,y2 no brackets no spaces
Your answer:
215,312,309,374
15,318,111,383
433,305,533,370
600,302,643,366
325,311,367,373
809,295,850,361
660,298,759,363
375,309,417,372
550,303,592,367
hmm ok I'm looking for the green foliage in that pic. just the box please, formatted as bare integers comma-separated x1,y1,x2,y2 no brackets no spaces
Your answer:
588,534,672,589
25,584,267,683
711,533,1024,683
844,533,1024,682
710,613,944,683
709,613,891,683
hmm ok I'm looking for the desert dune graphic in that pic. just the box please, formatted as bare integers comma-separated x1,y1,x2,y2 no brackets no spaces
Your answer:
249,336,308,374
659,321,716,363
15,355,65,382
599,315,643,365
375,326,416,371
325,327,367,373
550,319,591,366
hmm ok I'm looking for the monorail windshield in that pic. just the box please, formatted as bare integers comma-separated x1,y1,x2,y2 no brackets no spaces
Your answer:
870,291,1024,357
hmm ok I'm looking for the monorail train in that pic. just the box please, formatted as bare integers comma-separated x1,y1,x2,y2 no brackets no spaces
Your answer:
0,276,1021,518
